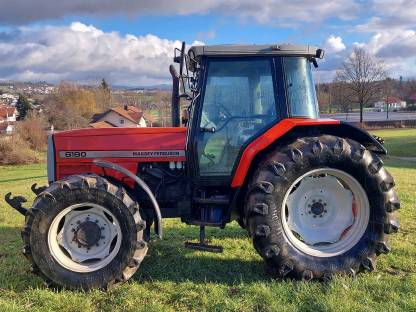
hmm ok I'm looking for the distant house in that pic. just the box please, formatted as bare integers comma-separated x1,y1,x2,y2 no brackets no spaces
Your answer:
374,97,407,111
0,106,17,123
90,105,147,128
0,123,15,135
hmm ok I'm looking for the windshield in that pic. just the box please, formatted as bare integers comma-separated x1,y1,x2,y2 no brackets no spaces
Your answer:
284,57,319,118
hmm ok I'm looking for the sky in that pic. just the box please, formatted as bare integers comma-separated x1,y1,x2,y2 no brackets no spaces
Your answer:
0,0,415,86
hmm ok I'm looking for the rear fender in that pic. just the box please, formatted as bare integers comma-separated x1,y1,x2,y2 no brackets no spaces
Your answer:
231,118,385,188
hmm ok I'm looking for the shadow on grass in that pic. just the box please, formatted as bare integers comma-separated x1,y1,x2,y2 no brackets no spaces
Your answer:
136,242,269,285
0,175,47,184
132,222,272,285
0,224,270,290
382,158,416,170
0,226,44,291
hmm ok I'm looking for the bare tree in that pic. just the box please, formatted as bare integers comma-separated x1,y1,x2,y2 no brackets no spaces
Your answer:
332,76,352,119
337,47,386,123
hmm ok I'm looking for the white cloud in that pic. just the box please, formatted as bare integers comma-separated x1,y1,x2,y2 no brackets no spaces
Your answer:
356,29,416,78
324,35,346,53
0,22,201,86
0,1,359,26
357,0,416,32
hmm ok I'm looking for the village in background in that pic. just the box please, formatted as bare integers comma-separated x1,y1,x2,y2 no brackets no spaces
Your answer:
1,74,416,165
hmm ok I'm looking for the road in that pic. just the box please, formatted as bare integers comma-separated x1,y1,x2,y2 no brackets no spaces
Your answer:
321,111,416,122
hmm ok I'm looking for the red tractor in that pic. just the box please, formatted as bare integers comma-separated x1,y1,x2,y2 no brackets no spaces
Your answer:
6,43,399,289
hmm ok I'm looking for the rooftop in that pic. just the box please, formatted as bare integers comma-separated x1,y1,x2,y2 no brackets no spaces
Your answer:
188,44,323,59
89,121,116,129
92,105,144,124
0,106,16,119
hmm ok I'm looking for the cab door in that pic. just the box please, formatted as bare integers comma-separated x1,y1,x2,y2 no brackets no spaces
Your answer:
187,57,281,186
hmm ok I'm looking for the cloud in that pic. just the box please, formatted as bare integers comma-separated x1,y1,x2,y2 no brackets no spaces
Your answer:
0,1,359,26
316,28,416,82
357,0,416,32
0,22,201,86
356,29,416,78
324,35,346,53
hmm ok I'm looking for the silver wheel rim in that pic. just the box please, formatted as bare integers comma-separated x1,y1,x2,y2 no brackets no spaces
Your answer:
48,203,122,273
281,168,370,257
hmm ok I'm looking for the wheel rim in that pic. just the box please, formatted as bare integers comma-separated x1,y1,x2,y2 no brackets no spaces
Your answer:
48,203,122,273
281,168,370,257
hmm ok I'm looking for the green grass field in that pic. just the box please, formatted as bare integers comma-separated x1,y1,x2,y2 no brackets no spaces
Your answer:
0,129,415,311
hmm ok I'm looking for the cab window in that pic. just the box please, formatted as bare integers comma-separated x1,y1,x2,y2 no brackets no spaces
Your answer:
198,58,278,176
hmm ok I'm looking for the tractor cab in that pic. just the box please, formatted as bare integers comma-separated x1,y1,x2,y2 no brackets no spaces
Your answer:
173,44,324,186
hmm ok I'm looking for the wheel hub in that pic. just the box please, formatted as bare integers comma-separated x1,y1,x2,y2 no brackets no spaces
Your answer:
48,203,122,273
74,220,102,247
310,201,325,216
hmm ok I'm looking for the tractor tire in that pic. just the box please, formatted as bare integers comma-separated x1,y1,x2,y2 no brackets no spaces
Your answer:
21,174,148,290
244,135,399,280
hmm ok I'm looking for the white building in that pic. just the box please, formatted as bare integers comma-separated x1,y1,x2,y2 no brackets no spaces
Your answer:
0,123,15,134
90,105,147,128
374,97,407,111
0,106,17,123
0,93,18,106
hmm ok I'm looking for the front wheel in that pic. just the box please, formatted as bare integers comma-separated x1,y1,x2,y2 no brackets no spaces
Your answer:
22,174,148,290
245,135,400,280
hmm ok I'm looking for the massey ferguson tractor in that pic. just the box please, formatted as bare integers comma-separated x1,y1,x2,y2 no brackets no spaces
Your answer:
6,43,399,289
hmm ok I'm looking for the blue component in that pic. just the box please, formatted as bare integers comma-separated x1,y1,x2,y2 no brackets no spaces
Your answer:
203,207,223,223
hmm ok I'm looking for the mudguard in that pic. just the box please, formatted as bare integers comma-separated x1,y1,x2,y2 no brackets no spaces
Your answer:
231,118,386,187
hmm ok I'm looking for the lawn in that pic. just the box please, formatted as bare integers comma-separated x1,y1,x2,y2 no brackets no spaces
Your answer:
0,130,415,311
372,128,416,158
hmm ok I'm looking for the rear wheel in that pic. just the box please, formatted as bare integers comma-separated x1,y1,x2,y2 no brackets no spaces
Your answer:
244,135,399,280
22,174,148,289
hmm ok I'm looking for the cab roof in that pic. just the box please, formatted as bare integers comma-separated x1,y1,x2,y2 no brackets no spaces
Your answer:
188,44,324,59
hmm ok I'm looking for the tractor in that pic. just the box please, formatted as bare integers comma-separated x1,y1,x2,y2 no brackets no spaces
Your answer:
6,43,400,289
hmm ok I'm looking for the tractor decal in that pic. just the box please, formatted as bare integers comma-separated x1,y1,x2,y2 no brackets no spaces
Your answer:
59,150,186,159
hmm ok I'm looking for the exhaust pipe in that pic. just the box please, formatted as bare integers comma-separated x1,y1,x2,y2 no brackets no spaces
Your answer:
169,64,180,127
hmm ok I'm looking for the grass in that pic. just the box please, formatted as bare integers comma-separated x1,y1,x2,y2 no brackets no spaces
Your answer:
0,130,415,311
372,128,416,158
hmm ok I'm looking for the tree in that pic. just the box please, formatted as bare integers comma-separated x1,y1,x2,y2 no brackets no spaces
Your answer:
332,77,352,119
16,94,31,120
43,82,99,130
101,78,109,91
337,47,386,123
95,78,112,109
